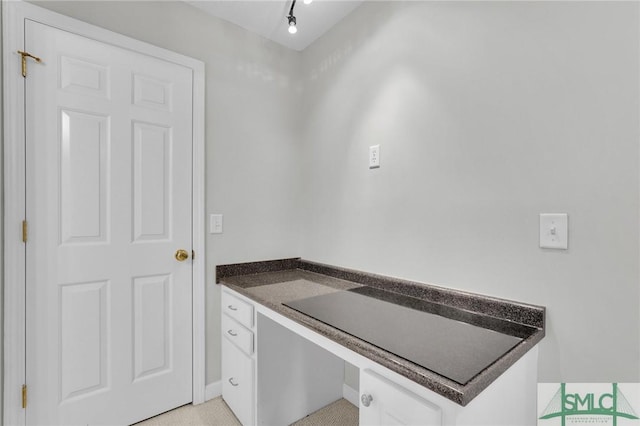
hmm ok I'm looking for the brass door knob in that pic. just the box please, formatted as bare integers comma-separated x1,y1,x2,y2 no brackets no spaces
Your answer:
175,249,189,262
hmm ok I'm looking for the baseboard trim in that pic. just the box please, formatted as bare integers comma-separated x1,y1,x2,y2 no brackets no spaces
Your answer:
343,383,359,407
205,381,222,402
207,381,355,406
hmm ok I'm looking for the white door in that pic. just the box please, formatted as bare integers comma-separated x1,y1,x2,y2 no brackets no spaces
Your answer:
24,19,194,425
360,370,443,426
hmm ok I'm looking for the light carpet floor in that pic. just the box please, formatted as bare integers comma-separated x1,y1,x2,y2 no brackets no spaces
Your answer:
135,397,358,426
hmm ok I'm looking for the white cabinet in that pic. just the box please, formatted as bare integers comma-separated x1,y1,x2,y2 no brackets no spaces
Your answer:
221,289,256,425
222,337,254,425
360,369,442,426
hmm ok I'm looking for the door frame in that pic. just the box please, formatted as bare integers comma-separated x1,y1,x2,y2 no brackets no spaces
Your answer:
2,2,206,424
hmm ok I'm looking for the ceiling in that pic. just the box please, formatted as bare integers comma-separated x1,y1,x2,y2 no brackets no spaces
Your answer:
186,0,363,51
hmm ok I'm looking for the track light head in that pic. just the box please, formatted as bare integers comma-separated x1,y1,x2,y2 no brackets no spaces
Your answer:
287,15,297,34
287,0,298,35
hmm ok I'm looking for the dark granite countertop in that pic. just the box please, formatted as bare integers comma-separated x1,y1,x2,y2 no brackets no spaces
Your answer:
217,258,545,406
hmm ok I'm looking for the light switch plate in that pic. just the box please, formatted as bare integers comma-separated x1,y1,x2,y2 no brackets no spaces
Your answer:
210,214,223,234
539,213,568,249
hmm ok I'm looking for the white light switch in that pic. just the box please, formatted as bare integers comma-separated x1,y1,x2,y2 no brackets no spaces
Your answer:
210,214,223,234
369,145,380,169
539,213,568,249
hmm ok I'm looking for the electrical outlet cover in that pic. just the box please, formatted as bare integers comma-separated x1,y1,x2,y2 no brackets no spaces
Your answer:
369,145,380,169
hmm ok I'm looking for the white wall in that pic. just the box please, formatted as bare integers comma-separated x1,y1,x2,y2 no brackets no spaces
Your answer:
28,0,304,385
300,1,640,383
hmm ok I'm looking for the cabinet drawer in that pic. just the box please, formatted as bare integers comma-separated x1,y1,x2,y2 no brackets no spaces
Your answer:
222,290,254,328
222,338,254,426
222,313,254,355
360,369,442,426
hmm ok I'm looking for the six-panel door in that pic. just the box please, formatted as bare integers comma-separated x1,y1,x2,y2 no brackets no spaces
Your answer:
25,19,194,425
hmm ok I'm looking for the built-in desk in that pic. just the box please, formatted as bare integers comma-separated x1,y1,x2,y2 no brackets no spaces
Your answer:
217,258,545,426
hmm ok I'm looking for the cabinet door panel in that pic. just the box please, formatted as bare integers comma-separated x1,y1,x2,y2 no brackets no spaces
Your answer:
360,369,442,426
222,338,254,426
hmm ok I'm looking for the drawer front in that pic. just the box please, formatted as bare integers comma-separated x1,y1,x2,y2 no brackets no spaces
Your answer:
222,290,254,328
222,313,254,355
222,338,254,426
360,369,442,426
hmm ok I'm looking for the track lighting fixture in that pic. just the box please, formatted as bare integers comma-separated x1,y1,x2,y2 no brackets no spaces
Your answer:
286,0,312,35
286,0,314,34
287,0,298,34
288,14,297,34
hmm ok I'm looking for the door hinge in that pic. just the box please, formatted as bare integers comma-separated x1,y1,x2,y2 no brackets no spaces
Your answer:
192,250,195,260
21,385,27,409
22,220,28,243
17,50,42,78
